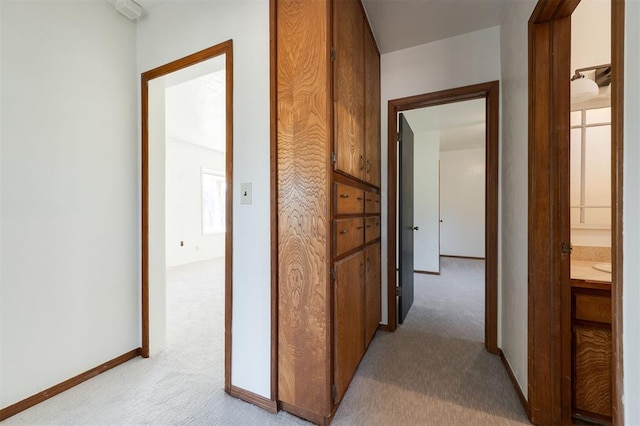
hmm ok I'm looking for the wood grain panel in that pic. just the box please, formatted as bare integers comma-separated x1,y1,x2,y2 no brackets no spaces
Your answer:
575,293,611,324
276,0,331,416
364,243,381,346
334,218,364,257
334,182,364,215
334,251,365,402
574,326,612,418
364,216,380,244
364,191,380,214
364,26,381,187
334,0,365,180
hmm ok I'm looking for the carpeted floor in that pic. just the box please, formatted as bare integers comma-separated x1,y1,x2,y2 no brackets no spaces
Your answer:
332,257,529,425
4,257,529,425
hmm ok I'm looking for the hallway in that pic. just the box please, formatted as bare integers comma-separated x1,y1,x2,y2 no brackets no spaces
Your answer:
334,257,529,424
4,258,528,425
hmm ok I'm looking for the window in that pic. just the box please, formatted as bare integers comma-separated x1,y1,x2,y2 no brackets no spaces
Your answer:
202,170,225,234
570,107,611,228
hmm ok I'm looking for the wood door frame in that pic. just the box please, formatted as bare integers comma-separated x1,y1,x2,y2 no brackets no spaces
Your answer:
386,81,500,356
527,1,624,424
140,41,233,392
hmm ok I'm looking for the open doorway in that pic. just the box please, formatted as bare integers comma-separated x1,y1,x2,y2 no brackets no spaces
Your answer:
403,99,487,274
141,41,233,391
164,59,226,368
527,0,623,423
387,81,499,354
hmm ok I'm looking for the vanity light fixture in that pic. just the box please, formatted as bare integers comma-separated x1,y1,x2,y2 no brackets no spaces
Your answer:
115,0,143,20
570,63,611,103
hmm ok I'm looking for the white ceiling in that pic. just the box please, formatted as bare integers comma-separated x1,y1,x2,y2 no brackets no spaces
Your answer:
164,57,227,152
362,0,507,54
403,98,485,151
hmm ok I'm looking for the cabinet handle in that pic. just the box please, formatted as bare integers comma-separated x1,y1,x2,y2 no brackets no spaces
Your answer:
339,194,349,199
360,155,365,170
356,226,364,230
339,229,349,234
366,198,372,202
357,197,364,201
367,159,371,172
366,225,372,228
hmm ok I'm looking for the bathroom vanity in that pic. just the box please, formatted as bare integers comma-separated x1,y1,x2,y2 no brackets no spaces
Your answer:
571,260,612,424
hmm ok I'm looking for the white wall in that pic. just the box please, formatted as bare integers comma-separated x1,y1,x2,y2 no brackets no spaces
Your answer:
571,228,611,247
165,139,225,267
499,0,537,396
0,1,138,407
413,131,440,272
623,0,640,421
571,0,611,72
136,0,271,397
0,1,4,397
148,77,167,355
380,26,501,324
440,147,485,258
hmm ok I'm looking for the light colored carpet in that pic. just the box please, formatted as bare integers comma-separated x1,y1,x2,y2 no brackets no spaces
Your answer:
4,257,529,425
332,257,529,425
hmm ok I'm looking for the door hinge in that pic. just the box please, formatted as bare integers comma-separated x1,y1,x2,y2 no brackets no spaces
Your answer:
396,287,402,297
397,132,402,143
331,384,337,402
561,241,573,255
331,47,336,62
331,268,336,282
331,151,337,164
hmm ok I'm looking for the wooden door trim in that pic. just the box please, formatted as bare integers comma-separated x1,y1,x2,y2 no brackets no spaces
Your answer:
386,81,500,356
140,41,234,392
269,0,279,407
528,1,624,423
611,1,624,424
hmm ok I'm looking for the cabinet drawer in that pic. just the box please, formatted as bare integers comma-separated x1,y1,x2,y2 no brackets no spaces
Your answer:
575,293,611,324
364,191,380,214
364,216,380,243
335,183,364,215
334,218,364,257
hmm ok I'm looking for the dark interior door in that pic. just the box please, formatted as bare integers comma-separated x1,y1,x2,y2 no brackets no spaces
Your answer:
398,113,415,324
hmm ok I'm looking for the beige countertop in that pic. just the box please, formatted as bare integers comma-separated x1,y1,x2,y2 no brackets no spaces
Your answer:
571,260,612,284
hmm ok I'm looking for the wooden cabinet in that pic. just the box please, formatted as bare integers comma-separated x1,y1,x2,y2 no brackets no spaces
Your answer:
364,243,381,346
334,0,365,181
571,284,612,423
333,0,380,188
364,26,381,187
334,251,365,402
275,0,381,423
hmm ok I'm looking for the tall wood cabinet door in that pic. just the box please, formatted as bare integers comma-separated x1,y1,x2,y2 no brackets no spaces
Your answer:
364,27,381,187
333,0,365,181
334,250,365,402
364,242,381,346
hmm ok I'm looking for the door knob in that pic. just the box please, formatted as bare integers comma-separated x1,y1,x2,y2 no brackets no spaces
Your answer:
412,226,419,231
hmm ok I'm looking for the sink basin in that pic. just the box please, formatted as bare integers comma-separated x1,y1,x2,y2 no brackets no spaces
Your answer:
593,263,612,273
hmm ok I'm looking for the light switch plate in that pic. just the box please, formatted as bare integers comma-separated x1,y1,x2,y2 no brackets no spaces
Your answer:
240,183,252,205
